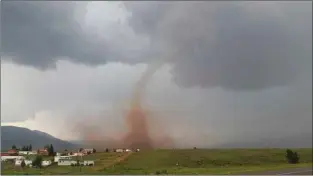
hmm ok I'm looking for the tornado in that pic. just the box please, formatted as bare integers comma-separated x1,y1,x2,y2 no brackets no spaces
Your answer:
123,63,161,149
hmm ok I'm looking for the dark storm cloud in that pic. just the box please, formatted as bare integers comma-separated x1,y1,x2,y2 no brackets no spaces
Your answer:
1,1,311,90
1,1,121,69
124,1,312,90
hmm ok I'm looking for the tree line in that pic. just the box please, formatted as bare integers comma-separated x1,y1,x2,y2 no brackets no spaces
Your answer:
11,144,32,151
11,144,54,156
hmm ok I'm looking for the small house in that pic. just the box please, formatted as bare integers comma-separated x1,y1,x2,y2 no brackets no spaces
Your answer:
26,160,33,166
7,149,18,155
15,159,32,166
38,149,49,156
84,160,95,166
18,151,29,155
42,160,52,166
57,159,77,166
82,149,94,154
54,156,72,162
28,151,38,155
1,156,25,162
71,152,84,156
1,153,10,156
115,149,123,153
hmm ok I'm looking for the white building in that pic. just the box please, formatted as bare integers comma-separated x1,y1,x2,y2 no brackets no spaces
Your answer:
125,149,132,152
1,156,25,162
84,160,94,166
83,149,94,154
42,160,52,166
28,151,38,155
115,149,123,153
57,159,77,166
15,159,32,166
54,156,72,162
18,151,37,155
15,159,51,167
18,151,29,155
71,152,84,156
26,160,33,166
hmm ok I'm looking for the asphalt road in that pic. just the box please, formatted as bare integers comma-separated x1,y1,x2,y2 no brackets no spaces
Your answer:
239,167,312,175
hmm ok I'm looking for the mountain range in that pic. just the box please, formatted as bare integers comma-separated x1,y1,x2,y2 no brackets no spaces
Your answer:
1,126,79,151
1,126,311,151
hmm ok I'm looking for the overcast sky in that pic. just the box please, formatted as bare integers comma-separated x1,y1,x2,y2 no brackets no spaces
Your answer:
1,1,312,147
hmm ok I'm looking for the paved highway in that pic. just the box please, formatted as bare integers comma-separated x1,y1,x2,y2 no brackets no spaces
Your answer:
239,167,312,175
275,168,312,175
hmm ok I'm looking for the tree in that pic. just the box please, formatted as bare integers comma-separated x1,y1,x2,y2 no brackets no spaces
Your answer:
29,144,32,151
21,160,26,168
286,149,300,164
32,155,43,168
12,145,17,150
105,148,109,152
48,144,54,156
93,148,96,153
294,152,300,162
79,148,84,152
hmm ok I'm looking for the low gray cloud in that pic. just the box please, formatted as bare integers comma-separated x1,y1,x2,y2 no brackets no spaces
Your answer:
1,1,311,91
1,2,117,69
124,1,312,90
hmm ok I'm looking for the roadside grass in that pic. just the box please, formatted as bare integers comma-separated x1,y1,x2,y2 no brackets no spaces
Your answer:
1,148,312,175
102,148,312,174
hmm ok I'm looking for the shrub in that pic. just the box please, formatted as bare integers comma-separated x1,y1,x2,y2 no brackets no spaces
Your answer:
32,155,43,168
21,160,26,168
286,149,300,164
155,170,168,175
155,171,161,175
161,169,168,174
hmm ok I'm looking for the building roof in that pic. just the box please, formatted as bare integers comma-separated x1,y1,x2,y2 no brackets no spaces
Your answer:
39,149,48,152
7,149,17,153
1,153,10,156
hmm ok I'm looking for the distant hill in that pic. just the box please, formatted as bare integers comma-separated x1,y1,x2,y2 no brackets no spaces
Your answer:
1,126,79,151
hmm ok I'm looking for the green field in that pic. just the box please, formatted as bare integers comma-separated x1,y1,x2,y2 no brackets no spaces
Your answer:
1,148,312,175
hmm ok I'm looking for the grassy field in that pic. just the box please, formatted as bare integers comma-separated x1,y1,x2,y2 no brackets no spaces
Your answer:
1,148,312,175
